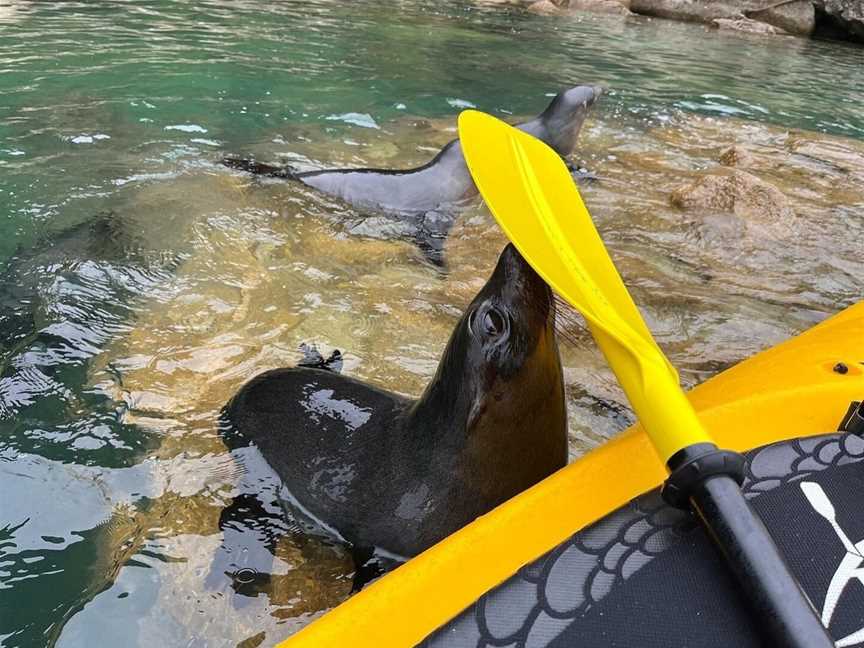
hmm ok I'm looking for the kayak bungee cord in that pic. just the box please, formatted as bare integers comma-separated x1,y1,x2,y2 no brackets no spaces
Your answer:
457,109,835,648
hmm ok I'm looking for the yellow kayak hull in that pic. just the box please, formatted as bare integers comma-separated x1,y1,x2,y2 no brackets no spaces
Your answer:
283,301,864,648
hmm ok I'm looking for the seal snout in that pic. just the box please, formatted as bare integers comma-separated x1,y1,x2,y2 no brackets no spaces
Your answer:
498,243,537,281
563,84,603,109
495,243,552,319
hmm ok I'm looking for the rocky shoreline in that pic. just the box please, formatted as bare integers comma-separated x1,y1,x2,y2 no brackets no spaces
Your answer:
496,0,864,42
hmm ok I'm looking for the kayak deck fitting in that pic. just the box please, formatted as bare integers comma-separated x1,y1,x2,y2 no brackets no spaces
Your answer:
283,300,864,647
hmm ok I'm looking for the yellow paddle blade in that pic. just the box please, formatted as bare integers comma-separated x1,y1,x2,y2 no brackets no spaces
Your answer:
458,110,711,463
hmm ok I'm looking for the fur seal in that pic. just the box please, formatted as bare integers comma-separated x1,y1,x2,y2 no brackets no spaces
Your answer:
222,85,601,265
223,244,567,557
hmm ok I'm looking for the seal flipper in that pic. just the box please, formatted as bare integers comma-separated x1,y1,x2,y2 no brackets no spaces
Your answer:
561,157,599,183
413,233,447,269
222,157,298,180
205,492,283,605
412,208,458,269
570,165,599,183
349,545,402,593
297,343,343,373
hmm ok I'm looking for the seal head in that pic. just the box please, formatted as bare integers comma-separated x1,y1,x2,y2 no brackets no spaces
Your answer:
520,85,603,158
224,244,567,557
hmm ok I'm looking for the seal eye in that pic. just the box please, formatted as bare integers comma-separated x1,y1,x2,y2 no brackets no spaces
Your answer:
483,308,506,337
468,306,508,339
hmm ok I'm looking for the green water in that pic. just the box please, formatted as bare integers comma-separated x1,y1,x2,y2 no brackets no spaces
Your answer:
2,0,862,261
1,1,863,646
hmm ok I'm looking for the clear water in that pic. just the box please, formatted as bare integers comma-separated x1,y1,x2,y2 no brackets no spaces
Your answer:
1,1,863,646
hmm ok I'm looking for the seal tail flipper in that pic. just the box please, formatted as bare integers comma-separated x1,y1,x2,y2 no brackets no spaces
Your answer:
413,208,458,269
221,157,298,180
413,234,447,269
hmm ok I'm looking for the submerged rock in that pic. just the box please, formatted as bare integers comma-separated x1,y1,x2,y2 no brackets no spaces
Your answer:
719,145,757,168
787,133,864,177
37,106,862,644
670,169,796,236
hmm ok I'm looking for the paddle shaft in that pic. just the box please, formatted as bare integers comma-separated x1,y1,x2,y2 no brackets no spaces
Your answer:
678,461,835,647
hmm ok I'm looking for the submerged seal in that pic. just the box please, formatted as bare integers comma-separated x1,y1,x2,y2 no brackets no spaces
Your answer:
224,244,567,557
223,85,601,264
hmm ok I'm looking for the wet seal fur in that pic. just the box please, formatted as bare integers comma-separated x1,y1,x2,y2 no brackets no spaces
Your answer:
222,85,601,265
223,244,567,558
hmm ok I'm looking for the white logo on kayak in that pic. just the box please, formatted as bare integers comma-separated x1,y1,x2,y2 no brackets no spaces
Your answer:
801,481,864,648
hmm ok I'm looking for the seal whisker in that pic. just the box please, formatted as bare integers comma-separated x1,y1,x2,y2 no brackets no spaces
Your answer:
547,295,588,348
554,325,586,349
516,292,584,349
553,296,587,326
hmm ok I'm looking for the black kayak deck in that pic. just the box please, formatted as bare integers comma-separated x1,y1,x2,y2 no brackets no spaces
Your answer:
420,431,864,647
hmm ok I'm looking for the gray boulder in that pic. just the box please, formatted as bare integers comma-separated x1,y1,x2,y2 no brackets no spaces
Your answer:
814,0,864,41
670,168,797,238
629,0,742,22
748,0,815,35
567,0,633,13
629,0,815,35
527,0,563,13
712,16,789,33
718,145,757,168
